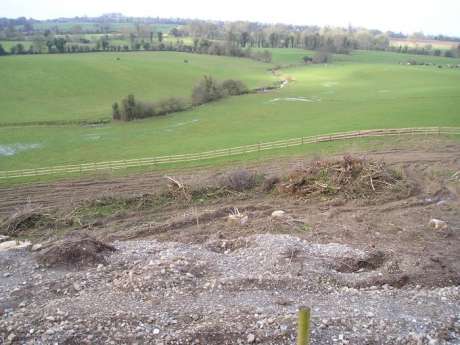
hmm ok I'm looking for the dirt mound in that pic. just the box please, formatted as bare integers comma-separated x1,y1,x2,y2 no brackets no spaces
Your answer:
1,205,54,236
279,155,414,200
35,231,115,267
332,249,386,273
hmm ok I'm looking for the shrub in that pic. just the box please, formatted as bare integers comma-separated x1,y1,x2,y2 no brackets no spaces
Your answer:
135,100,156,118
191,75,226,106
312,51,331,64
262,176,280,192
112,102,121,120
114,76,247,121
115,95,188,121
120,94,136,121
221,79,248,96
251,50,272,63
303,55,313,63
444,50,454,58
221,169,257,192
155,97,188,115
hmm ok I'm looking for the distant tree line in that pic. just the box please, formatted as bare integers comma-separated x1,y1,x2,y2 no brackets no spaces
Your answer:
1,15,459,44
387,44,460,59
0,35,273,63
1,15,460,59
113,76,249,121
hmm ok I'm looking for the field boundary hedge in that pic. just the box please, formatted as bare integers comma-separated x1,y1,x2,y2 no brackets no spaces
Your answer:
1,127,459,179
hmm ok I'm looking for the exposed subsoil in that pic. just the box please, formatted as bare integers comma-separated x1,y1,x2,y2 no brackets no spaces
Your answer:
0,139,459,344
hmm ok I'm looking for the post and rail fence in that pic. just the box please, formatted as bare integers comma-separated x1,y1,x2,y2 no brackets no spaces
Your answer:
1,127,459,179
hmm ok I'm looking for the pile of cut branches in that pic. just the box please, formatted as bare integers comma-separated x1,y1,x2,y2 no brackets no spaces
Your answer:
164,175,192,202
1,205,56,236
279,155,412,199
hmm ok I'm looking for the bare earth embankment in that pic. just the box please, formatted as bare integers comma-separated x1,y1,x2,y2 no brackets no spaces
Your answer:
0,138,459,344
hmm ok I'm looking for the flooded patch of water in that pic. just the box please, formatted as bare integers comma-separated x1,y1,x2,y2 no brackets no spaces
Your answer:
322,81,339,88
269,96,321,103
163,119,199,132
82,134,102,141
0,143,42,157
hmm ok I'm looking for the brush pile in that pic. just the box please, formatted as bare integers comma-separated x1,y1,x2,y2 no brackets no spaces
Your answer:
279,155,412,199
1,205,54,236
164,175,192,202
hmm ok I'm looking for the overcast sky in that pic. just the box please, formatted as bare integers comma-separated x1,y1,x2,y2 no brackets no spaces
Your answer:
1,0,460,36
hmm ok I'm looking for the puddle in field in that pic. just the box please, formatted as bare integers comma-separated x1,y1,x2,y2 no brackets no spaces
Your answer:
268,96,321,103
322,81,339,88
163,119,199,132
280,80,289,88
82,134,102,141
0,143,42,157
81,123,110,128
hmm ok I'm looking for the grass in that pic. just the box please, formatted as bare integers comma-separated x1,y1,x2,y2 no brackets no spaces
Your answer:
389,39,458,50
253,48,316,65
0,52,275,124
1,49,460,174
0,40,33,51
334,50,460,65
2,134,458,186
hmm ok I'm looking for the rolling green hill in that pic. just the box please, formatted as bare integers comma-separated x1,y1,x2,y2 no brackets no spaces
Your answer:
0,52,275,124
1,49,459,172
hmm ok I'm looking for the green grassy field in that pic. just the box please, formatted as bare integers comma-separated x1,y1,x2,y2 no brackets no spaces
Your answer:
0,52,275,124
253,48,315,65
390,38,457,50
0,40,33,51
335,50,460,65
0,49,459,172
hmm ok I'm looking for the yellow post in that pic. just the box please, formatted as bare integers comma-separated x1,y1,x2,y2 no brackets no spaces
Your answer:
297,307,311,345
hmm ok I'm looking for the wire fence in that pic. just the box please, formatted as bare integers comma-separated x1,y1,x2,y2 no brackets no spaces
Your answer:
1,127,459,179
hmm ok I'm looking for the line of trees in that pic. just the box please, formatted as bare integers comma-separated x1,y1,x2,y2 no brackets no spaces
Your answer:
2,15,460,59
0,35,273,63
112,95,188,121
113,76,249,121
174,21,388,53
387,44,460,59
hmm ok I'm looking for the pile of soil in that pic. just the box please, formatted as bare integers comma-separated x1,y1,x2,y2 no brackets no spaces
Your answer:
278,155,414,199
35,231,115,267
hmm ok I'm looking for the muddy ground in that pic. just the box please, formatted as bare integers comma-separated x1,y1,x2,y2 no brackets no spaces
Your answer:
0,138,459,344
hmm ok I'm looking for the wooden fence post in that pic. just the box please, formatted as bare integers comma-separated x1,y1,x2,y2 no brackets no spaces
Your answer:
297,307,311,345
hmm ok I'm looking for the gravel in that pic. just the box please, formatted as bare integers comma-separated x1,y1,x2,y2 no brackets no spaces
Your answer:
1,234,459,344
